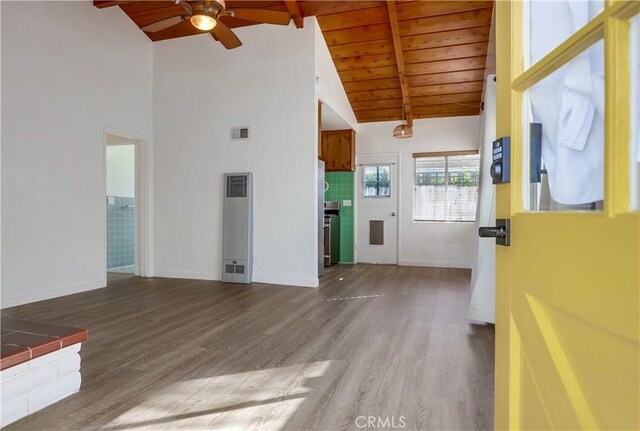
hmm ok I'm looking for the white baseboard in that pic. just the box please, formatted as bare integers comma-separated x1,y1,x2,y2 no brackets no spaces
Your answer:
1,279,106,309
252,274,319,288
154,270,318,288
153,270,221,281
397,260,472,269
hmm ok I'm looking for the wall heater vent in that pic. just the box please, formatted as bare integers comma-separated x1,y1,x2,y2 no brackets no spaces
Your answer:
230,127,250,141
222,173,253,284
225,262,246,275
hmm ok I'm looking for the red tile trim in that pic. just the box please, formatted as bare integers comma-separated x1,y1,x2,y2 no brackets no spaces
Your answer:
0,344,31,371
1,318,88,370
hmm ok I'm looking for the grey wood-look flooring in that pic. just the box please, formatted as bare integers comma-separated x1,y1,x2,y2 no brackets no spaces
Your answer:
2,265,494,431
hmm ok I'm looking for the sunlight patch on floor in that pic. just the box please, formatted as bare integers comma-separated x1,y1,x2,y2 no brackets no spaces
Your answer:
100,360,334,430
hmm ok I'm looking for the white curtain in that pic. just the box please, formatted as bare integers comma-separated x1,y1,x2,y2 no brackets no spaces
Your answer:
468,75,497,324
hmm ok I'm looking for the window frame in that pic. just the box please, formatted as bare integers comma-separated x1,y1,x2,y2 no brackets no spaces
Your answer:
412,151,480,223
363,164,392,198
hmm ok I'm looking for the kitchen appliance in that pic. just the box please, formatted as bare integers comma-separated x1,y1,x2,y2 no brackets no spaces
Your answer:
222,173,253,283
318,160,325,277
324,201,340,267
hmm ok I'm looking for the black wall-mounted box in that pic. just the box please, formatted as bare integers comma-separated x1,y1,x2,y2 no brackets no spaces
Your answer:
491,137,510,184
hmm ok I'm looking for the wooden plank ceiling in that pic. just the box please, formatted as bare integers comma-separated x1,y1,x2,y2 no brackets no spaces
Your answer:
314,0,493,123
96,1,493,123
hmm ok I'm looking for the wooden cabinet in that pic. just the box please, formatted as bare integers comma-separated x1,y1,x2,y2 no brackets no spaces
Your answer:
319,129,356,172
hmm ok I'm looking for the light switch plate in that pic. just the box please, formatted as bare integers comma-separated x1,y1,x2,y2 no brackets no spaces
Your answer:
343,200,352,207
107,197,115,205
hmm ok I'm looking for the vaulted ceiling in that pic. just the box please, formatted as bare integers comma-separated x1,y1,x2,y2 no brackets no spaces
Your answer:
316,1,493,123
95,1,494,124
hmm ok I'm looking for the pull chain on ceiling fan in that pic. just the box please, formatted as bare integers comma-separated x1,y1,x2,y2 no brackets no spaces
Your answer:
140,0,291,49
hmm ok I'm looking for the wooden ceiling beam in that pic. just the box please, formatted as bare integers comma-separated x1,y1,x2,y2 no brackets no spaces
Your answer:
339,65,398,83
407,69,486,88
343,77,401,93
284,1,304,28
351,92,482,111
357,109,479,123
410,81,485,97
93,1,132,8
299,1,385,17
316,6,389,32
355,104,478,121
348,88,403,102
386,0,412,127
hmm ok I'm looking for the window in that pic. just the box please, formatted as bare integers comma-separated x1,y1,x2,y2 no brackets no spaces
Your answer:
413,152,480,222
363,165,391,197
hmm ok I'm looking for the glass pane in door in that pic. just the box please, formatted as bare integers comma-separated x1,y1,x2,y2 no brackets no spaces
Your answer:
522,41,604,211
525,0,604,69
363,165,390,198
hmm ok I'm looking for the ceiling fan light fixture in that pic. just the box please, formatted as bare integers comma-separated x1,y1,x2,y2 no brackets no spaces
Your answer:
191,13,217,31
393,123,413,139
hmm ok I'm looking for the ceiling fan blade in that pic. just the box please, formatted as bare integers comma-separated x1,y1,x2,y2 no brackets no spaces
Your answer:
228,9,291,26
211,20,242,49
141,15,184,33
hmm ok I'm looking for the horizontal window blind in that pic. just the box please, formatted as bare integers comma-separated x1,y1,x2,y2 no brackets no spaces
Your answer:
413,153,480,222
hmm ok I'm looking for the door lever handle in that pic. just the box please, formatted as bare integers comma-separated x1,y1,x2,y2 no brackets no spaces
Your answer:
478,226,506,238
478,219,511,246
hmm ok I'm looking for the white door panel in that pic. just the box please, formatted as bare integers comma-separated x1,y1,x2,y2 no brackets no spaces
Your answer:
356,154,398,264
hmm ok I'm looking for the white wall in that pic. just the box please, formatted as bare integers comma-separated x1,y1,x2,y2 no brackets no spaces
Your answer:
106,145,135,198
1,1,153,307
357,116,481,268
314,20,357,131
153,18,318,287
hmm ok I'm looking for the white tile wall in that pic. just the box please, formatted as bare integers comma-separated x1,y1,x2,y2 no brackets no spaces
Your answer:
0,344,83,427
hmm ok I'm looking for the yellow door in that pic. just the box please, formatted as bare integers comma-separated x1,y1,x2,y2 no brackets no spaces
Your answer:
494,1,640,429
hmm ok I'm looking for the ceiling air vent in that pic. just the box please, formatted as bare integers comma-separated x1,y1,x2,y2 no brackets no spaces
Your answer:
230,127,250,141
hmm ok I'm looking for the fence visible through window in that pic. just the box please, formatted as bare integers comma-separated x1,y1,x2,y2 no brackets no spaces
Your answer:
363,165,391,198
413,152,480,222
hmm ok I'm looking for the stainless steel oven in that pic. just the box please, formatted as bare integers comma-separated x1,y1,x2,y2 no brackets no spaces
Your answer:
324,202,340,267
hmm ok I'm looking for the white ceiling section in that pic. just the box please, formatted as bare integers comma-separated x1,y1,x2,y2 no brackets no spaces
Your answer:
321,103,352,131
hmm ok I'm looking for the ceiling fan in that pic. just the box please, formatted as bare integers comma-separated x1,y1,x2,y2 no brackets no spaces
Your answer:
141,0,291,49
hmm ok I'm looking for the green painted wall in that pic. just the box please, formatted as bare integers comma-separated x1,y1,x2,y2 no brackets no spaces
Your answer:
325,172,354,263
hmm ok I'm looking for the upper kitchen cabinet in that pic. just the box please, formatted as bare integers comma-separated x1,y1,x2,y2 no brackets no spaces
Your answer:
320,129,356,172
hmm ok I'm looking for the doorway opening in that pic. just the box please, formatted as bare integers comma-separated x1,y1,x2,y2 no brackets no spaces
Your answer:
105,133,142,276
319,102,357,269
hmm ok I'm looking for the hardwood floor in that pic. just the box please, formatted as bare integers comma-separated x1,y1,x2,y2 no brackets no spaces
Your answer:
2,265,494,431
